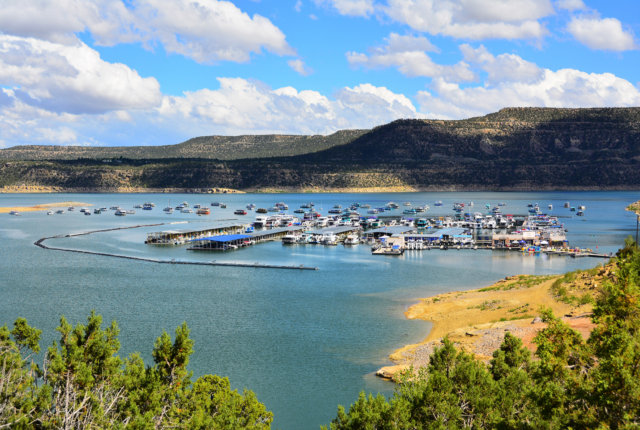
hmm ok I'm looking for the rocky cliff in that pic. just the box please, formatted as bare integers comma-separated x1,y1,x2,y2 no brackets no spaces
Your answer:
1,108,640,192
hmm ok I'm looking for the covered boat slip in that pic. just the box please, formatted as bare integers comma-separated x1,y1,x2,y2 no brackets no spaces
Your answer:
188,227,304,251
365,225,416,239
146,222,247,244
397,228,470,244
312,226,361,240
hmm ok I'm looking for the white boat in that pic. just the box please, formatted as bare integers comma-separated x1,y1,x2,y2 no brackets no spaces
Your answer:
56,210,65,214
84,211,91,216
134,204,143,208
115,210,127,216
193,204,202,209
9,210,20,215
367,209,379,214
99,207,108,212
548,204,553,210
93,209,101,214
109,206,120,210
343,234,359,245
163,206,173,212
181,202,189,207
254,215,269,228
126,210,136,215
403,202,411,206
144,202,156,207
181,208,193,213
79,207,89,213
322,232,338,245
282,233,301,244
68,206,75,211
316,217,329,227
47,211,54,215
246,204,256,210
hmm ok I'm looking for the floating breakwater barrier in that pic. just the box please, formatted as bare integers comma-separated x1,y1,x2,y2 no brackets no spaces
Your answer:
34,221,319,271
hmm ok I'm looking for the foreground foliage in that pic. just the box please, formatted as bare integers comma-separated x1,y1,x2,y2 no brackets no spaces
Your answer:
0,315,272,429
325,237,640,429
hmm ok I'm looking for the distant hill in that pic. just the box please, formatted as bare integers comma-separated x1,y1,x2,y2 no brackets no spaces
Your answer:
0,130,368,161
2,108,640,192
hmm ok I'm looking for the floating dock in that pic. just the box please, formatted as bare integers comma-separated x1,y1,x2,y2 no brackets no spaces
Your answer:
187,226,305,251
146,222,247,244
365,225,416,239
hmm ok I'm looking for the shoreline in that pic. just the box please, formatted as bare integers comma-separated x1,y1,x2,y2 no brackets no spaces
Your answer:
0,201,94,213
376,270,606,380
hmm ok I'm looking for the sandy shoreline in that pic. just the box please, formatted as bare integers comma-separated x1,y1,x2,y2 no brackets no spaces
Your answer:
376,270,605,380
0,201,93,213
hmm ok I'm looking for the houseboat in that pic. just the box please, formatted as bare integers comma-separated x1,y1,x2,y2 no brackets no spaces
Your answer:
196,207,210,215
234,209,247,215
115,210,127,216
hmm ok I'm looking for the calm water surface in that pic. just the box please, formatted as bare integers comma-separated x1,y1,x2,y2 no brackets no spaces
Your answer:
1,191,638,429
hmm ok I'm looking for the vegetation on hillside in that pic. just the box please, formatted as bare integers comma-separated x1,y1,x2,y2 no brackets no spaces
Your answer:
0,314,272,429
323,237,640,429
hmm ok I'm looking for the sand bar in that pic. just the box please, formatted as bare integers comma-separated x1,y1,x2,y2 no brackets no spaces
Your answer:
0,201,93,213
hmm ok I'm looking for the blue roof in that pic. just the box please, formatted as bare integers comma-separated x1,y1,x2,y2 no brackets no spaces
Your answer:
190,234,250,243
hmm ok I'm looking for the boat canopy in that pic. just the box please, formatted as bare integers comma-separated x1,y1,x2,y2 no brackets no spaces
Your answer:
189,234,250,242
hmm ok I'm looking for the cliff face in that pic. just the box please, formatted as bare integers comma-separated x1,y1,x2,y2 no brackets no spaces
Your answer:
1,108,640,192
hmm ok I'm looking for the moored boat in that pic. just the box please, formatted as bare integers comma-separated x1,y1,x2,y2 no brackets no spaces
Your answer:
115,210,127,216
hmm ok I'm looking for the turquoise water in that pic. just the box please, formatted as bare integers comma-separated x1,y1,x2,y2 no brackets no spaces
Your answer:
1,191,638,429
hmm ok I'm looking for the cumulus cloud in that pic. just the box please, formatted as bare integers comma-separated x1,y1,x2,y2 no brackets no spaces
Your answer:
314,0,376,16
288,59,314,76
0,0,294,63
417,68,640,120
567,16,637,51
555,0,587,11
347,33,475,82
295,0,303,11
460,44,544,84
157,78,427,135
0,35,162,115
380,0,553,40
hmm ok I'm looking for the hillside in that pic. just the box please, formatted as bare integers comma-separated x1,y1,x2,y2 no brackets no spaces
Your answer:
2,108,640,192
0,130,368,161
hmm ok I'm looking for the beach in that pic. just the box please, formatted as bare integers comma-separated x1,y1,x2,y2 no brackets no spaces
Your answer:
0,201,93,213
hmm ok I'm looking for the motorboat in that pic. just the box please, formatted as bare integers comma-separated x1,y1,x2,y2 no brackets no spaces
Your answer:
196,207,210,215
163,206,172,212
300,203,314,208
79,207,89,213
316,217,329,227
434,201,443,206
343,234,360,245
211,202,220,206
417,219,429,228
268,207,280,212
127,209,136,214
56,210,65,214
282,233,300,244
47,211,54,215
68,206,75,211
181,202,189,207
403,208,417,214
84,211,91,216
134,204,143,208
93,209,101,214
234,209,247,215
322,232,338,245
115,210,127,216
328,209,341,214
220,204,227,208
109,206,120,211
9,210,20,216
245,226,255,234
99,207,107,212
181,208,193,213
367,209,379,214
144,202,156,207
577,210,585,216
256,208,268,214
193,204,202,209
548,204,553,210
333,204,342,208
403,202,411,206
254,215,269,227
142,203,153,210
246,204,256,210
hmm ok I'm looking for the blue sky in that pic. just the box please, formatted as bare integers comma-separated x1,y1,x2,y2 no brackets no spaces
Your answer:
0,0,639,147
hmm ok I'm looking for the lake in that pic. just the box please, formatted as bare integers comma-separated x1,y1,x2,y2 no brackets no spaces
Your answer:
1,191,637,429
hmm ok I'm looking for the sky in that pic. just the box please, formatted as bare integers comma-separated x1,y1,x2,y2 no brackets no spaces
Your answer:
0,0,639,148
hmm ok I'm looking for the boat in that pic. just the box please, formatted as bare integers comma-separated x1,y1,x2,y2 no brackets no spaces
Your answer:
469,202,474,206
247,204,256,210
268,206,280,212
9,210,20,216
328,209,341,214
360,204,371,209
193,204,202,209
99,207,107,212
577,210,585,216
68,206,75,211
196,207,210,215
163,206,173,212
294,208,305,214
343,234,360,245
498,202,506,206
416,219,429,228
234,209,247,215
84,211,91,216
434,201,443,206
300,203,314,208
211,202,220,206
322,232,338,245
254,216,269,227
333,204,342,208
109,206,119,211
282,233,300,244
181,208,193,213
115,210,127,216
564,202,570,208
47,211,54,215
548,204,553,210
220,204,227,208
144,202,156,207
578,205,586,210
126,210,136,215
92,209,101,214
142,203,153,210
403,202,411,206
570,207,576,212
79,208,89,213
134,204,143,208
56,210,65,214
403,208,417,214
367,209,379,214
181,202,189,207
245,226,255,234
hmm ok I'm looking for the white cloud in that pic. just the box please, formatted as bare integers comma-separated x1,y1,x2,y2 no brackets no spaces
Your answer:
347,33,475,82
295,0,303,11
0,0,294,64
460,44,544,84
417,68,640,120
310,14,319,20
157,78,427,135
555,0,587,11
314,0,376,16
567,16,637,51
288,59,314,76
0,35,162,115
37,126,78,144
381,0,552,40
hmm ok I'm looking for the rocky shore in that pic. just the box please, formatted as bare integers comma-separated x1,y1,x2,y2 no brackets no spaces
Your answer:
0,185,244,194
